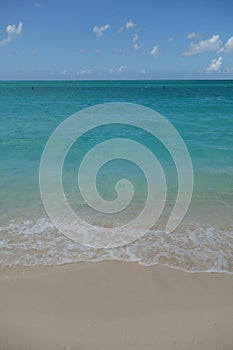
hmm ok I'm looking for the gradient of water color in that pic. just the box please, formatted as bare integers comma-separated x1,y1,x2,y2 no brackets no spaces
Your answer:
0,80,232,272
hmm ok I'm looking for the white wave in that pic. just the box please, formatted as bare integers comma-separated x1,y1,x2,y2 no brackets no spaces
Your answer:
0,217,233,274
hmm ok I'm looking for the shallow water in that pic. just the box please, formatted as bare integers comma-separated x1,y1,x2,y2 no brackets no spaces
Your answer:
0,80,232,272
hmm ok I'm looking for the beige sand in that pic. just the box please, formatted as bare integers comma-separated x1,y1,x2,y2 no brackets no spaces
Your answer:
0,262,233,350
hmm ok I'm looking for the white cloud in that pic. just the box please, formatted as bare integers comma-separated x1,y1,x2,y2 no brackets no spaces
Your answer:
77,69,92,75
187,32,202,39
224,36,233,53
168,37,173,43
0,21,23,47
132,34,142,50
126,20,136,30
134,43,141,50
93,24,110,38
150,45,159,58
61,69,67,75
184,33,233,56
183,34,222,56
119,20,136,33
205,57,223,72
118,65,127,73
118,26,124,33
108,67,115,73
219,36,233,54
133,34,138,43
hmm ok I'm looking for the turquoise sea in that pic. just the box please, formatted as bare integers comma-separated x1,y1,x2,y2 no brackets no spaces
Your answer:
0,80,233,272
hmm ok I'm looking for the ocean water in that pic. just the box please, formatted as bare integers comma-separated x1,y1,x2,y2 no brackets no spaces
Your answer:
0,80,233,272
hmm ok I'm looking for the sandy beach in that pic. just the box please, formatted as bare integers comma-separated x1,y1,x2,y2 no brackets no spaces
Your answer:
1,1,233,348
0,262,233,350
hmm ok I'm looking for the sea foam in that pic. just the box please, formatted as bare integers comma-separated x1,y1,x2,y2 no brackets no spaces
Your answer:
0,217,232,274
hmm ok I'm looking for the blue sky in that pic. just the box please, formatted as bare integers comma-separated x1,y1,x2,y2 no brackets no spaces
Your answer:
0,0,233,79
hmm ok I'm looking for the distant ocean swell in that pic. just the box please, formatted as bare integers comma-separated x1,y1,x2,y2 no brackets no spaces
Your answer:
0,217,232,274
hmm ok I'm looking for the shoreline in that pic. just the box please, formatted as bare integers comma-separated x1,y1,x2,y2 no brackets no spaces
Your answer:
0,261,233,350
1,259,233,275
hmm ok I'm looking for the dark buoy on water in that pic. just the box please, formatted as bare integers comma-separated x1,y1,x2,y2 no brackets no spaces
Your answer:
162,85,165,89
32,86,34,90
